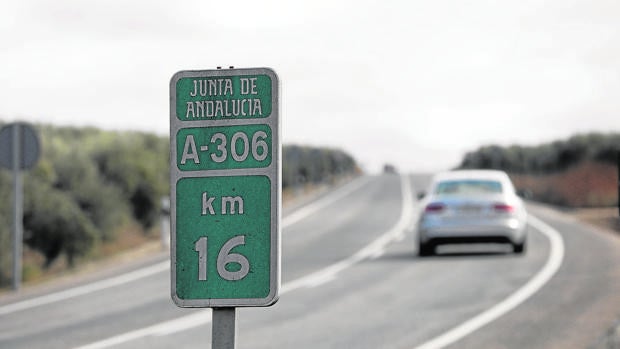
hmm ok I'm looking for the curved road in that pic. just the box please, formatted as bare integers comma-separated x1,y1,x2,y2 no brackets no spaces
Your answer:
1,174,620,348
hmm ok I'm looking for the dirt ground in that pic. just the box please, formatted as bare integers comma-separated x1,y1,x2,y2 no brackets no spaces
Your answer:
569,207,620,235
568,207,620,348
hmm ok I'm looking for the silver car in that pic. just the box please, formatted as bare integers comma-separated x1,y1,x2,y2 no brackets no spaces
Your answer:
417,170,527,256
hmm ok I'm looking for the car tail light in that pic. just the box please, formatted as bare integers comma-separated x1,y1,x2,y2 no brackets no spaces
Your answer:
425,202,445,213
493,203,514,213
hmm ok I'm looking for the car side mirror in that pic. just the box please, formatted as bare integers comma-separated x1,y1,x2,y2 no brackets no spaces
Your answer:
417,191,426,200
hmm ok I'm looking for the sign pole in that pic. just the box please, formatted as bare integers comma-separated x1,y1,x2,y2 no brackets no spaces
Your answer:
12,124,23,291
0,122,40,291
212,307,236,349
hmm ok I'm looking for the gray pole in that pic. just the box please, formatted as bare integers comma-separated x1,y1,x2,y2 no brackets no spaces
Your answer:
12,124,23,291
212,307,236,349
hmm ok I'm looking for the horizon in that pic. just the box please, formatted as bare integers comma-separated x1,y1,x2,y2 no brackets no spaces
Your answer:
2,1,619,173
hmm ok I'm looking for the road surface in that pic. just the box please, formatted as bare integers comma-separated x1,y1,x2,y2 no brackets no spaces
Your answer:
1,174,620,348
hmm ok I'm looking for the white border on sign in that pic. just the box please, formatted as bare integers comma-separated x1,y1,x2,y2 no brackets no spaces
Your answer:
169,67,280,307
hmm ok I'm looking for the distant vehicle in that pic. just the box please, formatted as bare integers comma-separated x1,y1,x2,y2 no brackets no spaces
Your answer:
383,164,397,174
416,170,527,256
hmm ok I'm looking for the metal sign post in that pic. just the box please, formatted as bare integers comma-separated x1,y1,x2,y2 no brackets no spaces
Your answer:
12,125,22,291
170,68,280,348
0,123,40,291
212,307,237,348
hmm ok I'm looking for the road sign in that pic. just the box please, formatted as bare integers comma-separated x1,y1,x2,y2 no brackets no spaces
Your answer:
0,123,40,170
170,68,280,307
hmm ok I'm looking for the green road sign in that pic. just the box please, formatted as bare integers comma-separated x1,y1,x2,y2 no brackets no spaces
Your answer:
170,68,280,307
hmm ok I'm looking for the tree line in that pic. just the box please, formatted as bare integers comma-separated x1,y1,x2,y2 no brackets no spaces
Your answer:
458,132,620,173
0,124,358,287
282,144,358,188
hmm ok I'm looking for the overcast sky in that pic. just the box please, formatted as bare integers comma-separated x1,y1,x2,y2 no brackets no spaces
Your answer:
1,1,619,173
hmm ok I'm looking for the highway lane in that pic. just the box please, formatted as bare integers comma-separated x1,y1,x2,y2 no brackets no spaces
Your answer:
1,174,620,348
452,203,620,348
0,175,404,349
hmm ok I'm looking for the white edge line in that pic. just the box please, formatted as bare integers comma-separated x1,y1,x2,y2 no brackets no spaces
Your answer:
414,214,565,349
74,174,415,349
0,261,169,316
282,176,371,228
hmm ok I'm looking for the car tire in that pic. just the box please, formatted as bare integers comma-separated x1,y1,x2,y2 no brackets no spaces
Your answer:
418,242,434,257
513,240,526,254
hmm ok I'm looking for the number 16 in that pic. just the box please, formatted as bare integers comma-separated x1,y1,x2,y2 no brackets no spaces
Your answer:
194,235,250,281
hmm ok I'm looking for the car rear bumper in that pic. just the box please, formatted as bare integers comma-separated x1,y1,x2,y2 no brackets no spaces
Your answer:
418,219,527,245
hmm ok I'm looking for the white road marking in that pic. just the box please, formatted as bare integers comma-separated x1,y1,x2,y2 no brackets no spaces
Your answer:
0,261,169,316
74,175,415,349
414,214,565,349
281,175,413,294
282,176,371,228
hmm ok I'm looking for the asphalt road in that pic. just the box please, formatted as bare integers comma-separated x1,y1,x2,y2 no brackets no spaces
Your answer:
1,174,620,349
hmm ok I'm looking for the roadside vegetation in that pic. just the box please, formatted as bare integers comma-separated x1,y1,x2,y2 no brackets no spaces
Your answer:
0,124,359,289
458,132,619,207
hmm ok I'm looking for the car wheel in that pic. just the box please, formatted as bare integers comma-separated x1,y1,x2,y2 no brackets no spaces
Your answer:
513,240,526,254
418,242,434,257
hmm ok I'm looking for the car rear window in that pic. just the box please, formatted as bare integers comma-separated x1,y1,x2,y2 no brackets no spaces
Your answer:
434,180,503,195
